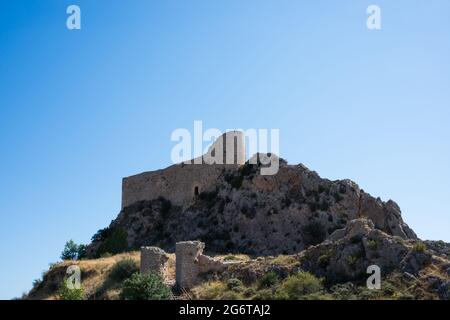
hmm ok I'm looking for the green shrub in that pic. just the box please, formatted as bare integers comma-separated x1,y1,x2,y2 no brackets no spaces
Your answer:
358,287,382,300
58,280,85,300
220,291,244,300
226,174,243,189
302,221,326,246
346,255,358,266
394,292,415,300
77,244,87,259
382,282,397,296
259,272,279,288
199,190,218,201
367,239,378,250
317,254,330,268
226,278,244,291
109,258,139,282
100,252,112,258
412,241,427,253
243,287,256,298
32,278,43,291
251,289,274,300
199,281,227,299
331,283,358,300
223,255,239,261
158,197,172,218
239,163,256,177
199,190,219,209
301,292,333,300
318,185,328,194
97,229,128,256
274,271,323,300
91,227,112,242
120,272,170,300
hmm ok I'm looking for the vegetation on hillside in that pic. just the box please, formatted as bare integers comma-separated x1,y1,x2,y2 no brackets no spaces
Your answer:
24,249,447,300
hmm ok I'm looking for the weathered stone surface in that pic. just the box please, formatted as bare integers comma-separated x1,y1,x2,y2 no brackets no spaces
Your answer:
175,241,229,289
301,218,413,282
140,246,169,276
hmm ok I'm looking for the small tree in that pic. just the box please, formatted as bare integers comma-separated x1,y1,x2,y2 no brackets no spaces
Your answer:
61,240,86,260
302,221,326,246
120,272,170,300
61,240,79,260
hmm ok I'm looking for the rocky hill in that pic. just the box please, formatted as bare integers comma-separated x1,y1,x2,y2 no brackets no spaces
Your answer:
86,156,416,257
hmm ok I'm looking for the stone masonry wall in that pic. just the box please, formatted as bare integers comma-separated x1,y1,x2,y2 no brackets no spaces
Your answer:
122,132,246,209
140,246,169,277
175,241,228,289
140,241,232,289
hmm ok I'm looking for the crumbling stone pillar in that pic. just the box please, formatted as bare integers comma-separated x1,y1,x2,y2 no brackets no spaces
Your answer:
140,246,169,277
176,241,204,289
175,241,228,289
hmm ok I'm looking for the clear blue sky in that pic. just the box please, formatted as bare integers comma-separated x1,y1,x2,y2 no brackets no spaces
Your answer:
0,0,449,299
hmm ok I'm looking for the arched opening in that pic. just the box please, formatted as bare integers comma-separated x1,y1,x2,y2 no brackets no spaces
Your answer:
194,186,199,197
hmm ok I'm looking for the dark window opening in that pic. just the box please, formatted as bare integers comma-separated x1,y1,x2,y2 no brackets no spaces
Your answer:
194,186,199,196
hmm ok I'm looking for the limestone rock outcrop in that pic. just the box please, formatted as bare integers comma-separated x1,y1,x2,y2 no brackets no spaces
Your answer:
300,218,430,282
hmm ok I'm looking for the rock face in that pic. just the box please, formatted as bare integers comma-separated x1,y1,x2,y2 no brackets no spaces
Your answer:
300,218,430,282
87,156,417,258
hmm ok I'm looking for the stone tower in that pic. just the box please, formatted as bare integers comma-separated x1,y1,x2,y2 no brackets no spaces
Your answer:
203,131,246,165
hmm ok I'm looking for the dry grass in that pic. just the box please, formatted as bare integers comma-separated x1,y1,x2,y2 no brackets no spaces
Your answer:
216,254,251,262
31,251,140,300
270,255,300,267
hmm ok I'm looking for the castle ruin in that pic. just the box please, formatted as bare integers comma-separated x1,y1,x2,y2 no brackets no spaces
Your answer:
122,131,246,208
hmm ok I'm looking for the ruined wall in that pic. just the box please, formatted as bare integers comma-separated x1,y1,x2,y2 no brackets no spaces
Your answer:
122,164,227,209
175,241,229,289
140,246,169,277
139,241,232,289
